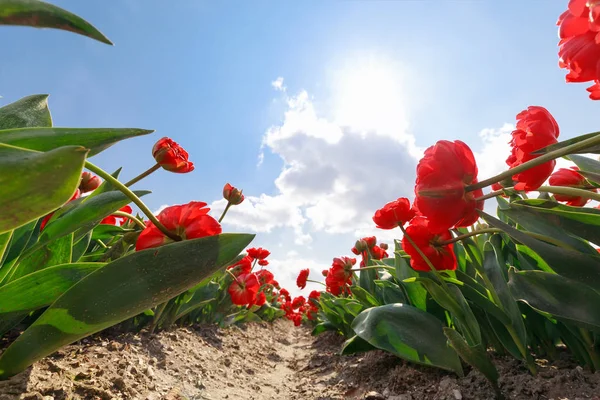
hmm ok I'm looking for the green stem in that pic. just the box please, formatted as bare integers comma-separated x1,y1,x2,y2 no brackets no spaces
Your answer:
350,265,396,273
85,161,181,242
306,279,326,286
506,325,537,375
536,185,600,202
124,163,161,187
218,202,232,224
149,301,169,334
475,190,506,202
438,228,503,246
579,328,600,371
111,211,146,229
96,239,108,249
467,132,600,191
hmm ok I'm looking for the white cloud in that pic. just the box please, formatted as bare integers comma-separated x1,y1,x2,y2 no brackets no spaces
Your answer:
152,204,170,215
271,77,286,91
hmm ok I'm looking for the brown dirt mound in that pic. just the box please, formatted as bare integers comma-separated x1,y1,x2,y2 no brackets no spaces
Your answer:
0,320,598,399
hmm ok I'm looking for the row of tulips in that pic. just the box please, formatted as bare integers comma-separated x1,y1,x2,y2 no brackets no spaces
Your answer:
291,1,600,395
0,1,306,379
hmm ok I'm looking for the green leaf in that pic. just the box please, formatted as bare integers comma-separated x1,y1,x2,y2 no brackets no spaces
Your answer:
71,231,91,262
508,269,600,332
483,240,528,352
38,190,148,248
7,233,72,282
443,328,499,392
0,262,103,314
350,285,380,307
0,144,87,234
0,231,12,267
506,199,600,248
90,224,126,241
0,233,254,378
374,280,407,305
394,242,427,310
341,335,377,355
480,211,600,288
351,304,463,375
0,127,153,157
172,281,220,321
0,95,52,129
312,321,337,335
0,221,37,276
532,131,600,155
0,0,112,44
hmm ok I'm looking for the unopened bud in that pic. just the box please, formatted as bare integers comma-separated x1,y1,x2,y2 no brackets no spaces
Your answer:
223,183,245,205
379,242,389,250
79,172,101,193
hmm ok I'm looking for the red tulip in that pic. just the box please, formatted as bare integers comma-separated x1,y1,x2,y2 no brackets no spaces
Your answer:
414,140,484,233
255,269,275,285
227,255,253,275
228,273,259,306
549,167,596,206
79,172,101,193
100,205,133,226
152,137,194,173
135,201,221,251
223,183,245,205
401,217,457,272
247,247,270,260
372,197,415,229
296,268,310,289
558,0,600,99
506,106,559,191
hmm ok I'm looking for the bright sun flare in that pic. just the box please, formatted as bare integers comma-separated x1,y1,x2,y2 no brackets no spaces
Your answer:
332,59,408,137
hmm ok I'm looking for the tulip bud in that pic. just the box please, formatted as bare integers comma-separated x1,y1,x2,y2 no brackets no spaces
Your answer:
152,137,194,173
354,240,368,253
379,242,389,250
223,183,245,205
79,172,101,193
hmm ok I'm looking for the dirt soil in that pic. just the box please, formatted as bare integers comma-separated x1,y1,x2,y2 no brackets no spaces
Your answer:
0,320,599,400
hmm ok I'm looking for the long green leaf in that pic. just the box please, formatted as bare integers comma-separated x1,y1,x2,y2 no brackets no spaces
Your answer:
0,127,153,157
480,211,600,288
0,144,87,234
0,262,103,314
0,94,52,129
508,269,600,332
0,233,254,378
443,328,499,392
351,304,463,375
7,233,72,282
532,131,600,155
0,0,112,44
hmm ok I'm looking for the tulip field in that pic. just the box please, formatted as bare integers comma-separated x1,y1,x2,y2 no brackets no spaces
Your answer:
2,0,600,399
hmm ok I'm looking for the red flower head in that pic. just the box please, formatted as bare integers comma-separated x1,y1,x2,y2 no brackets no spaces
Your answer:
401,217,457,272
279,288,291,302
549,166,596,206
322,269,329,277
255,269,275,285
292,296,306,309
40,189,81,231
252,291,267,307
223,183,245,205
370,245,388,260
227,255,253,275
152,137,194,173
228,273,259,306
296,268,310,289
135,201,221,251
506,106,559,191
491,182,503,191
414,140,484,233
558,0,600,99
258,259,269,266
373,197,415,229
325,257,355,295
247,247,270,260
308,290,321,302
100,205,133,226
291,313,303,326
79,172,101,193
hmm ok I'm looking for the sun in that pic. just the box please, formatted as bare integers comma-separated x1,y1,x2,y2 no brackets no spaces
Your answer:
331,57,409,139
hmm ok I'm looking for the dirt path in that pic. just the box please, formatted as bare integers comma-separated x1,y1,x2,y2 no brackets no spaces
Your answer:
0,320,599,399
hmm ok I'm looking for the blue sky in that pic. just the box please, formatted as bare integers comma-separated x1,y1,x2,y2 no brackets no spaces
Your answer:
2,1,596,293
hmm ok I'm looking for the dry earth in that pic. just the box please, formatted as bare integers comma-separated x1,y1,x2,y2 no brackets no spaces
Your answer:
0,320,599,400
